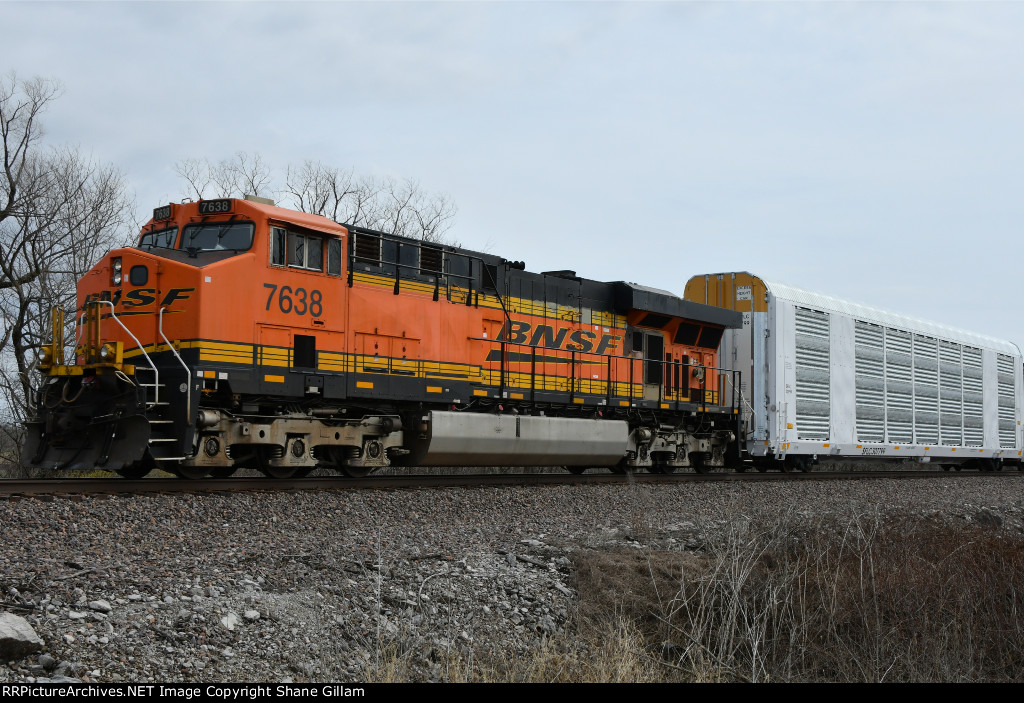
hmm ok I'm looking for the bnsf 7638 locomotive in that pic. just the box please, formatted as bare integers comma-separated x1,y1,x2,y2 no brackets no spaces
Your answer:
24,196,742,478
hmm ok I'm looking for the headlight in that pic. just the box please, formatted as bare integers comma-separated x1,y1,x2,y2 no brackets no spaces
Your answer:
37,347,51,363
99,344,112,360
112,271,122,285
112,258,122,272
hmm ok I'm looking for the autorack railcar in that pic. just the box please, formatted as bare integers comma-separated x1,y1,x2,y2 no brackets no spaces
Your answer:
684,272,1023,471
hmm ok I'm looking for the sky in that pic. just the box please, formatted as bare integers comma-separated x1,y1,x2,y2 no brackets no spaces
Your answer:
5,0,1024,347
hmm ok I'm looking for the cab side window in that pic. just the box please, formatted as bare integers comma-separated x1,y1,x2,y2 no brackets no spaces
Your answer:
327,239,342,276
271,227,287,265
272,227,341,275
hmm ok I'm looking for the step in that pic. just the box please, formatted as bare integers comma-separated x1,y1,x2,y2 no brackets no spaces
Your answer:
147,419,175,424
153,456,187,461
148,438,178,444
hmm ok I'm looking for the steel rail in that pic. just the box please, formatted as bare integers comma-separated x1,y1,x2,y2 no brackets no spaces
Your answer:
1,469,1021,497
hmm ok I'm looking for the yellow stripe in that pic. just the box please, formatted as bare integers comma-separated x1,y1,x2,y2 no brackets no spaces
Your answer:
473,389,488,397
264,374,284,383
352,271,626,328
356,381,374,389
427,386,442,393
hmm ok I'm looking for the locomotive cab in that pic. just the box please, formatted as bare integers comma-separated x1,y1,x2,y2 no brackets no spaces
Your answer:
24,196,350,477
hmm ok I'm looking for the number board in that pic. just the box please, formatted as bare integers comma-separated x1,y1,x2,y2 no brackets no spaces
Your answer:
152,205,173,221
198,199,232,215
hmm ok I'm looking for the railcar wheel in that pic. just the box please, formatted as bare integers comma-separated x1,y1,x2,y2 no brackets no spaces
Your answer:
566,466,587,475
786,456,811,473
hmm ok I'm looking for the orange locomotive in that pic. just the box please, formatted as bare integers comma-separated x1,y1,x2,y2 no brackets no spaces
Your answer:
24,196,742,478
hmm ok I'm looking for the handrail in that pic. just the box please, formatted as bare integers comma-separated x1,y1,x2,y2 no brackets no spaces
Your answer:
95,300,160,408
159,307,193,426
466,335,739,411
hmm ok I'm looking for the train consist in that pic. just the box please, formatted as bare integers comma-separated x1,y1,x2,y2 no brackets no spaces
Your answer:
22,196,1022,477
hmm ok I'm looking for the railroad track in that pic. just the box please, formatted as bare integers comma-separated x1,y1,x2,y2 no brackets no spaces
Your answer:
1,468,1021,496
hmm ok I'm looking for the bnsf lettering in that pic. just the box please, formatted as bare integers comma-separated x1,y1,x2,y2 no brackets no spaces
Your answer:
124,289,157,307
160,288,194,306
84,287,193,309
568,329,597,352
498,321,619,355
530,326,569,349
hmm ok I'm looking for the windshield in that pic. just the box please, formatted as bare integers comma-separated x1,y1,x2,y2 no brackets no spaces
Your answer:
179,222,254,252
139,227,178,249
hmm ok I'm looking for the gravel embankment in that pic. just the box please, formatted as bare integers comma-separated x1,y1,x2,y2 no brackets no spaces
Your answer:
1,475,1022,682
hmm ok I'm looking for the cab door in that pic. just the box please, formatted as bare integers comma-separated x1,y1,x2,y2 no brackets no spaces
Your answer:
631,329,665,402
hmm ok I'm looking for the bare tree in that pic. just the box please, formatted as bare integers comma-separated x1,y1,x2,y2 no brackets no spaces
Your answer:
0,74,134,470
174,152,274,201
177,153,459,243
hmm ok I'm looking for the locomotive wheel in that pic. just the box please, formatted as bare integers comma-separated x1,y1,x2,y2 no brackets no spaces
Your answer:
116,466,152,479
210,467,237,478
566,466,587,475
341,464,373,478
690,453,713,474
174,466,211,480
260,466,297,479
327,447,373,477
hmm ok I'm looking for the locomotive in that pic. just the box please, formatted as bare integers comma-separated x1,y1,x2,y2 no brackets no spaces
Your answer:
23,196,743,478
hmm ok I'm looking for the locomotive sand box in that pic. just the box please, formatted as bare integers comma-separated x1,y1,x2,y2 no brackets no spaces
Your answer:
23,196,1022,477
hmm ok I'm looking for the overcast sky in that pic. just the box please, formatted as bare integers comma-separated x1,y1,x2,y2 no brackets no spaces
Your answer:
5,1,1024,346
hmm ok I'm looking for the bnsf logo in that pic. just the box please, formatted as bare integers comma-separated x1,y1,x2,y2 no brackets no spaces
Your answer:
84,288,195,308
498,320,621,355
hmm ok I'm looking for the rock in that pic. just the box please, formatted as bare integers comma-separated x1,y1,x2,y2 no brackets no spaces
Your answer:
221,612,239,630
37,676,82,684
88,600,112,613
536,615,557,634
0,612,44,659
977,508,1003,528
243,610,260,622
67,611,88,620
38,653,56,671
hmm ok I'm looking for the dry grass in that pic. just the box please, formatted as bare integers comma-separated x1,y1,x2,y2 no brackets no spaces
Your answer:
363,511,1024,682
571,512,1024,682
